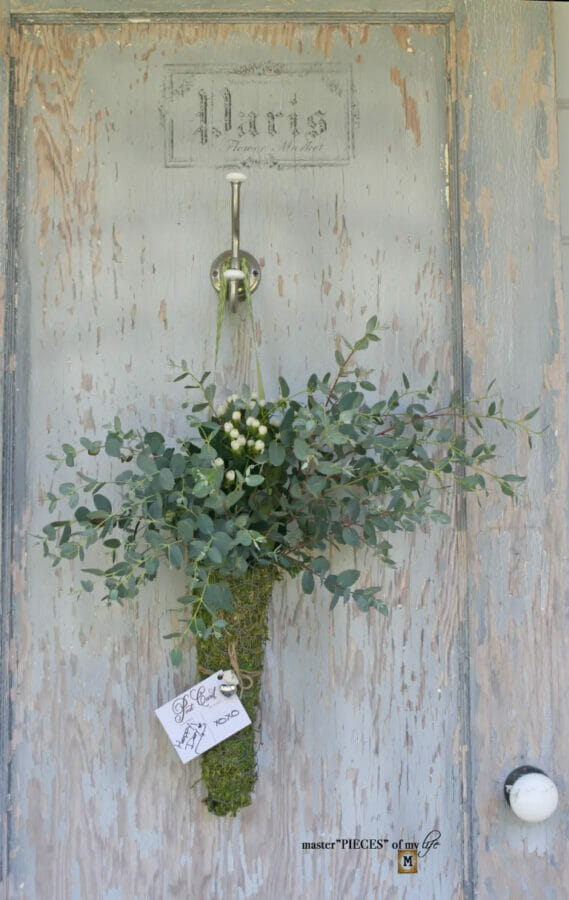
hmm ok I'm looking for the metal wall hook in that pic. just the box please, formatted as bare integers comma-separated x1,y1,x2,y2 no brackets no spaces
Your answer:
210,172,261,311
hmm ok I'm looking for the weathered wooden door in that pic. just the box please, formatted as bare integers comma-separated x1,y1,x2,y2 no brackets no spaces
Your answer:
1,2,565,898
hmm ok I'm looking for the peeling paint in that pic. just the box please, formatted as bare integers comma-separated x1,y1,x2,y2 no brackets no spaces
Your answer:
458,3,569,896
10,21,461,890
515,35,545,134
506,252,519,283
392,24,415,56
307,23,370,59
3,9,567,898
390,65,421,147
475,186,494,247
457,22,471,155
489,77,506,111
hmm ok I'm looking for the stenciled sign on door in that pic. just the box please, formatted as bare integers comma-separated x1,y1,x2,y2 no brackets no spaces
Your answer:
163,63,354,167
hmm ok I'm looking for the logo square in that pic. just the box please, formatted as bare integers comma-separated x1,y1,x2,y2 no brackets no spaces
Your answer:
397,849,418,874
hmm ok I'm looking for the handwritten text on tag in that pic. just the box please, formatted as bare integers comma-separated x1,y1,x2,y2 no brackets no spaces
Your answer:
155,671,251,764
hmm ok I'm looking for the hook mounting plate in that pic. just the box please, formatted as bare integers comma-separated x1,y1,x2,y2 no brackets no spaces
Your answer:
210,250,261,302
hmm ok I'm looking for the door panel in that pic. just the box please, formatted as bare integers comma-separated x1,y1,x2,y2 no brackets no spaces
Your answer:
9,22,462,897
455,4,567,897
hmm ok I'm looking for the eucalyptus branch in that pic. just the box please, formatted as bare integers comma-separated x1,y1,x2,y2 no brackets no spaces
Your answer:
43,316,538,661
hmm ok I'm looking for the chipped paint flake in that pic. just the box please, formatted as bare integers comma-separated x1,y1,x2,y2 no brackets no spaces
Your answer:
312,24,369,60
476,186,494,247
390,66,421,147
489,77,507,111
515,35,545,134
158,299,168,330
392,25,415,56
506,252,519,283
457,23,471,154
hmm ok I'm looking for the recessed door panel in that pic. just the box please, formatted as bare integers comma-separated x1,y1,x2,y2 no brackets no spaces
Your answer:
11,22,461,897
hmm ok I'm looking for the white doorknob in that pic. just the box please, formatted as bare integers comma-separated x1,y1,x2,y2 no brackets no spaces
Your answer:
504,766,559,823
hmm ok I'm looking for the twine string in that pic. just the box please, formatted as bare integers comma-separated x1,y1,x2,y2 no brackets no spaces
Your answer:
198,640,263,695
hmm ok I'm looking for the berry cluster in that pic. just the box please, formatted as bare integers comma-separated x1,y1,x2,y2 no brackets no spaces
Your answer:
213,393,276,484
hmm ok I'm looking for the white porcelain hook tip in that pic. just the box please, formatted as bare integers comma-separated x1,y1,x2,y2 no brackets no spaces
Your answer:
226,171,247,183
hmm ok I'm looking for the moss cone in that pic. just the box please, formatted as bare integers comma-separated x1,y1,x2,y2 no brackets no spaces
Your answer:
196,567,276,816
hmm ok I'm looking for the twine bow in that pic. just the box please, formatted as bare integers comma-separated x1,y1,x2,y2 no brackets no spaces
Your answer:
199,640,263,695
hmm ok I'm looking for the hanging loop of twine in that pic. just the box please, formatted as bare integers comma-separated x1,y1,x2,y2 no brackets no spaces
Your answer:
198,640,263,695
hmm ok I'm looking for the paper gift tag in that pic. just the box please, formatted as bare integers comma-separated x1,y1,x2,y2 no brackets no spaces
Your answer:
155,671,251,764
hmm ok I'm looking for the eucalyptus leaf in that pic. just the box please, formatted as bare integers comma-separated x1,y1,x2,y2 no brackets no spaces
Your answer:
93,494,112,513
337,569,360,588
301,569,315,594
293,438,309,461
158,468,175,490
177,519,195,542
105,435,122,458
169,544,184,569
278,376,290,398
137,454,157,475
192,481,211,499
268,441,286,466
170,648,183,666
245,473,264,487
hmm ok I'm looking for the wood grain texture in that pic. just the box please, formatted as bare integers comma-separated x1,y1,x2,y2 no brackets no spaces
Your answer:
554,3,569,103
10,1,455,18
6,19,465,899
0,1,13,896
1,3,566,898
456,0,568,896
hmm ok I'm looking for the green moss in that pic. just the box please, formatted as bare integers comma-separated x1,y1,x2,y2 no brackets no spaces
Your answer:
196,566,277,816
